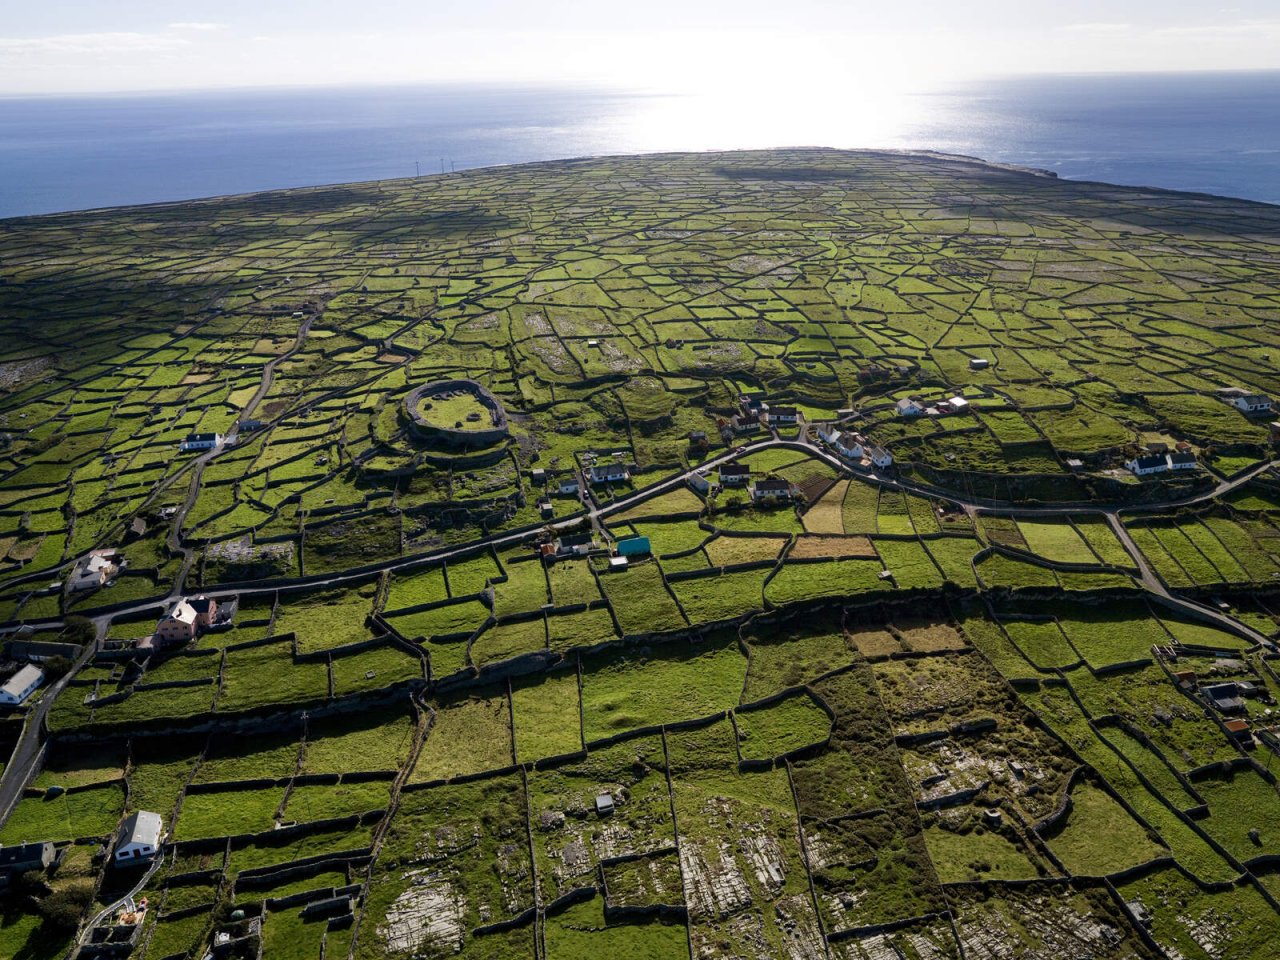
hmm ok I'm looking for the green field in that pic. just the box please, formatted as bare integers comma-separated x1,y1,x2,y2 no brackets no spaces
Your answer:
3,149,1280,956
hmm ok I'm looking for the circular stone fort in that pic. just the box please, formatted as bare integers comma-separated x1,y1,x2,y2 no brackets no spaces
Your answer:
403,379,509,450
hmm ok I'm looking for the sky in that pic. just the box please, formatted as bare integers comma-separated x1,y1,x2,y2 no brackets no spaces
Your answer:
1,1,1279,96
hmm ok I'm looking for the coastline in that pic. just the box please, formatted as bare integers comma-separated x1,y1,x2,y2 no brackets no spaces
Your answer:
4,145,1278,226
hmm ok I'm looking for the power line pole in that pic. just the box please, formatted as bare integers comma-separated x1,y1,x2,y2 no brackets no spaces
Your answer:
415,161,420,178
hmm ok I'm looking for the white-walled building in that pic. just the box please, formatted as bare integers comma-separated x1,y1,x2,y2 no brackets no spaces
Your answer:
68,552,119,592
179,432,222,453
0,664,45,706
1230,394,1273,414
114,811,163,863
1126,454,1170,477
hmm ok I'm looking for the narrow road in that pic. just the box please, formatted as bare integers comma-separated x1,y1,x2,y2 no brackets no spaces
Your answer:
1104,512,1275,649
166,312,317,598
78,854,164,951
10,435,1276,634
0,619,102,824
1,430,1275,830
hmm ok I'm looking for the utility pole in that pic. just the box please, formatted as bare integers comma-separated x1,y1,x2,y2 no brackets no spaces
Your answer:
440,158,445,174
415,161,420,178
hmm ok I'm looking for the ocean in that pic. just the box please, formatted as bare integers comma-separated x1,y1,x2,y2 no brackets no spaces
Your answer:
0,71,1277,219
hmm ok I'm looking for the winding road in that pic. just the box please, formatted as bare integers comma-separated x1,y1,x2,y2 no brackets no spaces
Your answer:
0,430,1275,827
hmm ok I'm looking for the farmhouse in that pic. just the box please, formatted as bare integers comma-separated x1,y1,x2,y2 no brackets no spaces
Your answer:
946,396,970,414
0,841,55,879
1202,682,1246,715
0,664,45,706
556,533,594,557
688,472,711,493
720,461,750,487
113,811,163,864
896,398,924,418
587,463,629,485
768,406,800,426
1168,450,1199,471
179,432,221,453
153,596,217,648
1126,454,1169,477
69,551,120,592
751,477,794,504
237,419,265,433
558,476,580,496
863,444,894,469
1230,394,1273,414
821,428,860,460
731,413,762,434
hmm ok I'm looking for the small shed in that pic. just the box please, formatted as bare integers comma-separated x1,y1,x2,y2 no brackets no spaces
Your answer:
616,537,651,558
595,793,615,815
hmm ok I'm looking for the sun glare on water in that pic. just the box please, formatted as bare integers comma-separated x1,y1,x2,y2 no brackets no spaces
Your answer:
596,34,946,154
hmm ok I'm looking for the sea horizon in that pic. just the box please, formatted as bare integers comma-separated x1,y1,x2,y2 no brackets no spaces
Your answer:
1,70,1278,219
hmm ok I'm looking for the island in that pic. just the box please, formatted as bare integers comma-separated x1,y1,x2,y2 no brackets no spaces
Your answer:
0,149,1278,959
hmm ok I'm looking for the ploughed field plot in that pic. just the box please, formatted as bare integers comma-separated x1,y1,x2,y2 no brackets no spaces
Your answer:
4,150,1280,956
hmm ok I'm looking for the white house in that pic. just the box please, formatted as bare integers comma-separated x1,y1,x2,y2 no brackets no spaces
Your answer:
178,432,222,453
946,397,970,414
688,472,711,494
720,462,751,487
968,357,990,371
768,406,800,426
68,552,119,593
1230,394,1273,414
1126,454,1170,477
751,478,794,503
863,444,894,469
0,665,45,706
1169,451,1199,471
823,429,860,460
558,476,580,496
895,398,924,418
113,811,163,863
587,463,629,485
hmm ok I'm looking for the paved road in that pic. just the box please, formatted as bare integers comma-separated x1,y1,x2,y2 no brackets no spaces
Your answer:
1,432,1273,817
0,620,101,824
10,434,1276,630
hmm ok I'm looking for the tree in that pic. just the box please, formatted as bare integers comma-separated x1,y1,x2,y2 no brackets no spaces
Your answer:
42,655,72,677
61,616,96,647
37,879,94,929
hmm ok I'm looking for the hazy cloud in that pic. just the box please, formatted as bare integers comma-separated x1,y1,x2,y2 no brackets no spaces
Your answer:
1059,22,1133,35
168,22,225,32
0,32,189,58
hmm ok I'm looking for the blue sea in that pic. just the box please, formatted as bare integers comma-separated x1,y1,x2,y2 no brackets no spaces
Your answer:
0,71,1277,219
